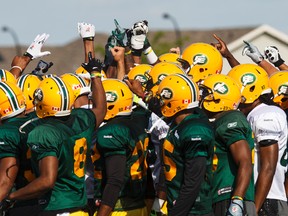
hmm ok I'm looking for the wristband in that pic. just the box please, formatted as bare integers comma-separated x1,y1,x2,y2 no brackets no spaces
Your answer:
11,66,23,73
83,37,94,41
131,48,142,57
125,50,132,56
23,52,33,59
90,72,102,79
231,195,243,201
142,91,153,103
274,59,285,67
143,47,158,64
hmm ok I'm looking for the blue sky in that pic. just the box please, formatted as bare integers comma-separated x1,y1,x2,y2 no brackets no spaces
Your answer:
0,0,287,46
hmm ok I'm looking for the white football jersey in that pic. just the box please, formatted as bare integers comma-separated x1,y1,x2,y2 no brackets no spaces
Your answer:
247,103,288,201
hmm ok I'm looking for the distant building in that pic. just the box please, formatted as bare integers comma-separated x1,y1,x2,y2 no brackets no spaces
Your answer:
0,25,287,76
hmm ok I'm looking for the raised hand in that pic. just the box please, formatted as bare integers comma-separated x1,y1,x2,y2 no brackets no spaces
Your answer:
78,22,95,40
242,40,264,64
24,33,51,59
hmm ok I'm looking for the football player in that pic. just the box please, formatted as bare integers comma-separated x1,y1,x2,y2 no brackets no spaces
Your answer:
156,73,214,215
7,54,106,215
228,64,288,215
92,78,150,216
200,74,256,215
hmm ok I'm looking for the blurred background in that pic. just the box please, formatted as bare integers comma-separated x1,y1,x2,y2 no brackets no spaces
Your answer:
1,0,287,74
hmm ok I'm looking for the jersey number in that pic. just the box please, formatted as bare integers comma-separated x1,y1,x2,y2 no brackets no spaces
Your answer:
74,138,87,178
163,140,176,181
130,137,149,180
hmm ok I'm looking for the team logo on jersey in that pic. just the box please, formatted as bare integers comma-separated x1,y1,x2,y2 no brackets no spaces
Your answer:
213,82,228,94
227,122,237,128
34,88,43,101
106,91,117,102
241,73,256,86
160,88,173,99
279,85,288,96
193,54,207,65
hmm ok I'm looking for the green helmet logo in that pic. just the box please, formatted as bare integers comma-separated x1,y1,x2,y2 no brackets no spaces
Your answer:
279,85,288,95
106,91,117,102
241,73,256,86
135,75,148,84
161,88,173,99
193,54,207,65
214,82,228,94
157,74,167,83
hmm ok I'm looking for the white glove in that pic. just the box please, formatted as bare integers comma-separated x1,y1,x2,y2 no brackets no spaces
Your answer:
242,40,264,64
226,199,244,216
77,22,95,40
25,33,51,59
151,197,165,213
131,20,149,50
264,46,285,67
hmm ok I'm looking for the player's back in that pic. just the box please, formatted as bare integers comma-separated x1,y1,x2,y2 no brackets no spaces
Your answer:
27,108,96,211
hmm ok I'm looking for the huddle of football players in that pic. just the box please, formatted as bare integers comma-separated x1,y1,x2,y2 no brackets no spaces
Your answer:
0,20,288,216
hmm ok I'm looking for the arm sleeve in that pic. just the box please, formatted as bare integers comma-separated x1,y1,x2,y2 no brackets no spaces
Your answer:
168,157,206,216
100,155,126,208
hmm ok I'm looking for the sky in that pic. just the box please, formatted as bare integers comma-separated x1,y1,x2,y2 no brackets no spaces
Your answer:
1,0,288,47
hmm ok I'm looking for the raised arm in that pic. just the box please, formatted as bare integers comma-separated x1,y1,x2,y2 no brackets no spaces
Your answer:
242,40,278,76
264,46,288,71
211,34,240,68
81,52,107,128
10,33,51,79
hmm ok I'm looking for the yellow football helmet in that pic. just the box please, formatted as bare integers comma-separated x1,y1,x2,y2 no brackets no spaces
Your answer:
228,64,270,104
34,76,74,118
103,79,133,121
157,73,199,117
127,64,152,89
269,71,288,109
181,43,223,83
0,81,26,120
146,61,186,94
61,73,91,98
199,74,242,112
17,74,41,111
75,66,106,84
42,74,57,79
159,53,181,64
0,69,17,83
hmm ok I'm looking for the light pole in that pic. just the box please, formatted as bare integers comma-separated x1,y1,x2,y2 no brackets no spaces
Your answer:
2,26,22,56
162,13,182,51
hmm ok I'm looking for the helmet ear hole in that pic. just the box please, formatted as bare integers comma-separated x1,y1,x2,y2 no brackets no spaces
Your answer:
120,89,124,97
167,102,172,108
249,85,255,92
214,99,220,104
108,105,114,110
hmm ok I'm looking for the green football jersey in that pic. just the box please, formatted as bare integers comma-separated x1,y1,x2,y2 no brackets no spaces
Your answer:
163,108,214,215
93,112,150,211
27,108,96,211
212,110,254,203
0,112,40,208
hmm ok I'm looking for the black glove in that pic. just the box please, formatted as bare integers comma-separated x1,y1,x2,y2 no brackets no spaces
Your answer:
0,199,15,216
264,46,285,67
31,60,53,77
81,52,103,73
147,95,163,117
